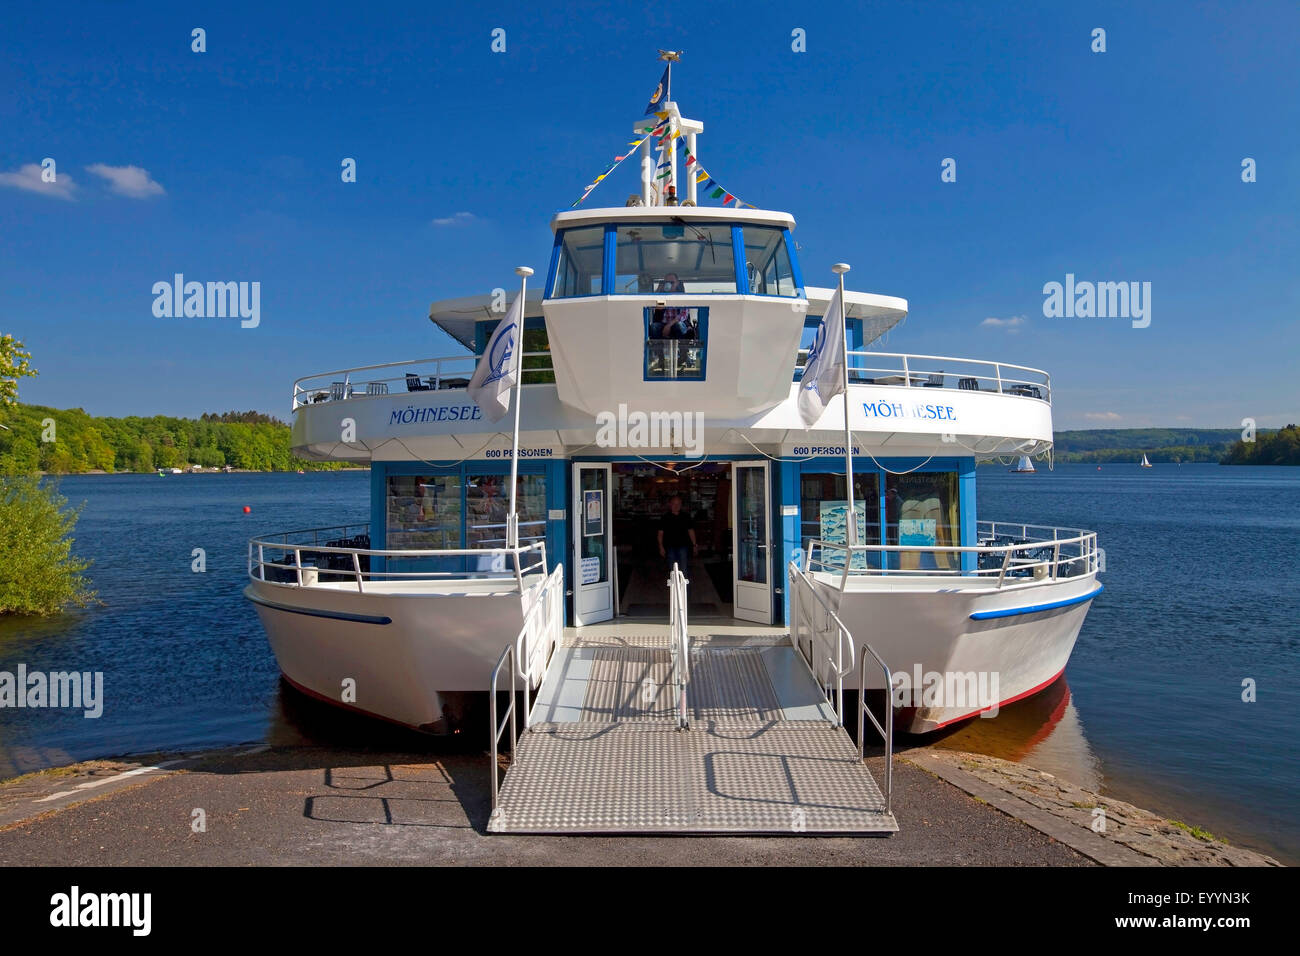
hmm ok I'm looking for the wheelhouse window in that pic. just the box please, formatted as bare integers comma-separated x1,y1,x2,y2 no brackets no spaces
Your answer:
551,226,604,297
741,225,798,296
885,472,960,571
644,306,708,380
614,223,737,294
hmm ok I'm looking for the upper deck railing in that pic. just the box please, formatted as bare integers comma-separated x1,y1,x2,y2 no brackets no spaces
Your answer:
291,348,1049,411
796,350,1051,404
291,354,555,410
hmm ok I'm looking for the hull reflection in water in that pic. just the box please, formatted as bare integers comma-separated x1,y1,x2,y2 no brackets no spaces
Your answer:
928,676,1102,791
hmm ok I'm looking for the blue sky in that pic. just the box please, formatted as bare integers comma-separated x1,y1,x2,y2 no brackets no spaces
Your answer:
1,0,1296,429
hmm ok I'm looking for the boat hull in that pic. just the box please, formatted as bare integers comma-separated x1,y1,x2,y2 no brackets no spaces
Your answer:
808,574,1100,733
244,578,532,733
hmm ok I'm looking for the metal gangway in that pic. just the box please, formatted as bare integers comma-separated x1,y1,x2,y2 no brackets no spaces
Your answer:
487,561,897,835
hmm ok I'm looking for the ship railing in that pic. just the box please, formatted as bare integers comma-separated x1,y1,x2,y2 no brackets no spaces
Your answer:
667,563,690,730
291,352,555,410
787,561,856,726
516,562,565,728
857,644,894,816
794,350,1051,404
489,641,519,815
805,521,1099,590
247,523,550,595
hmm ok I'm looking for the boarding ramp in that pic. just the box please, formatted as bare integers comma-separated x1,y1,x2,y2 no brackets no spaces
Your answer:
488,562,897,835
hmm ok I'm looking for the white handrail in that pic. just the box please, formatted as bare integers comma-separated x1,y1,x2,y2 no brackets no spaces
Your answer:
787,561,855,726
804,521,1098,589
248,524,549,595
515,563,564,729
793,348,1051,402
291,352,554,409
668,563,690,730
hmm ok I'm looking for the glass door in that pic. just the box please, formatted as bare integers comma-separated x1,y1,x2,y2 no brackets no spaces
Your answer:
573,463,614,626
731,461,771,624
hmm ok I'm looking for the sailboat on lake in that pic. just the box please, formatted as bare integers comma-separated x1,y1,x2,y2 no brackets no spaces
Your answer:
1140,453,1153,468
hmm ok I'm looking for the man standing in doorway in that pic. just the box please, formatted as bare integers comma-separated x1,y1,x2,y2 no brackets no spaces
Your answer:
658,493,698,575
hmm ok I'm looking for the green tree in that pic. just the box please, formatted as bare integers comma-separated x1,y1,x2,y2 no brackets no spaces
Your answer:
0,334,37,408
0,475,95,614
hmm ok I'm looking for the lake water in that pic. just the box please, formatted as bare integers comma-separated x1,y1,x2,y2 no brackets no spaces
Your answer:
1,465,1296,862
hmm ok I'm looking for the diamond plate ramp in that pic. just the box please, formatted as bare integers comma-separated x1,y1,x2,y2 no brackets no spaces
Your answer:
491,639,896,835
489,719,897,835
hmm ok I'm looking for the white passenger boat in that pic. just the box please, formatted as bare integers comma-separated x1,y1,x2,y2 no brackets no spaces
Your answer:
245,77,1101,736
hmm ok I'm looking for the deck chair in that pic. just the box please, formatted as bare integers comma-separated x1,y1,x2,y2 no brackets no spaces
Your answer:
958,377,979,390
405,374,431,391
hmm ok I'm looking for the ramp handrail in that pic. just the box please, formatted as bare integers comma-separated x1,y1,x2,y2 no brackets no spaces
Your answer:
489,642,519,813
857,644,894,815
668,563,690,729
787,562,856,726
517,563,565,729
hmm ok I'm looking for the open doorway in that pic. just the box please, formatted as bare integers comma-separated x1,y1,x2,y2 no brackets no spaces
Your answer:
611,462,735,620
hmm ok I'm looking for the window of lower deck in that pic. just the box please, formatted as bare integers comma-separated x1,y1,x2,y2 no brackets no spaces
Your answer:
465,473,548,548
885,471,960,571
386,475,462,550
800,472,881,568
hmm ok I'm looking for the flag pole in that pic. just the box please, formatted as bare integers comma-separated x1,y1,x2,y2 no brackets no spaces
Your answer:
507,266,533,550
832,263,856,549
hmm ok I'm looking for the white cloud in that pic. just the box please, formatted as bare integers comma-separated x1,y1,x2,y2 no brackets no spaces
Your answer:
0,163,77,200
85,163,165,198
980,315,1026,332
1083,411,1123,422
432,211,476,226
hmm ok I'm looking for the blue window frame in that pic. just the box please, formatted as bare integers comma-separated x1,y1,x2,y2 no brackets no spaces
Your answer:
643,306,708,380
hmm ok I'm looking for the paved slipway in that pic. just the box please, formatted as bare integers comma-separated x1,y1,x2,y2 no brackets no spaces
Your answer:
0,745,1278,866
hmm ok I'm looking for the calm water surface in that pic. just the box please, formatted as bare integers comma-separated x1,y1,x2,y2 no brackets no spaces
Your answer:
0,465,1296,861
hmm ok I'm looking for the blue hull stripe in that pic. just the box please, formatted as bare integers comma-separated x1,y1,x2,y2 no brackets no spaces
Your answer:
970,584,1104,621
248,592,392,626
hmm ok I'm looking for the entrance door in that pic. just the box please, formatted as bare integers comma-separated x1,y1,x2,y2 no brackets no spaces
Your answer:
731,461,772,624
573,463,614,626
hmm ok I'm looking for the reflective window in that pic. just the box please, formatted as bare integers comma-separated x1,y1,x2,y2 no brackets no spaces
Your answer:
885,472,960,571
386,474,462,550
741,225,798,296
800,471,881,554
645,307,707,380
466,474,548,548
551,226,604,297
614,223,737,294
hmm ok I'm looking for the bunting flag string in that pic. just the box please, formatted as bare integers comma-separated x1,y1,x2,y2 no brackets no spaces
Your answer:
570,118,669,208
681,141,757,209
569,115,759,209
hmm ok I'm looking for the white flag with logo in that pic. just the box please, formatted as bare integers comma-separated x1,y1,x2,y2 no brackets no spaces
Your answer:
797,286,847,427
467,292,523,423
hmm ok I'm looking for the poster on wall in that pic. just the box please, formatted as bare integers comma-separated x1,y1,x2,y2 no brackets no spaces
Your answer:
899,517,937,548
580,556,601,584
583,490,604,537
818,501,869,569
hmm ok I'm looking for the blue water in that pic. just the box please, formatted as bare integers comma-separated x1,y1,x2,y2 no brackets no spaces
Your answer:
0,465,1296,861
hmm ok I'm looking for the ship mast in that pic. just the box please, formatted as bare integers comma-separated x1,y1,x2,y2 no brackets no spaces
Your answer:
639,50,703,206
